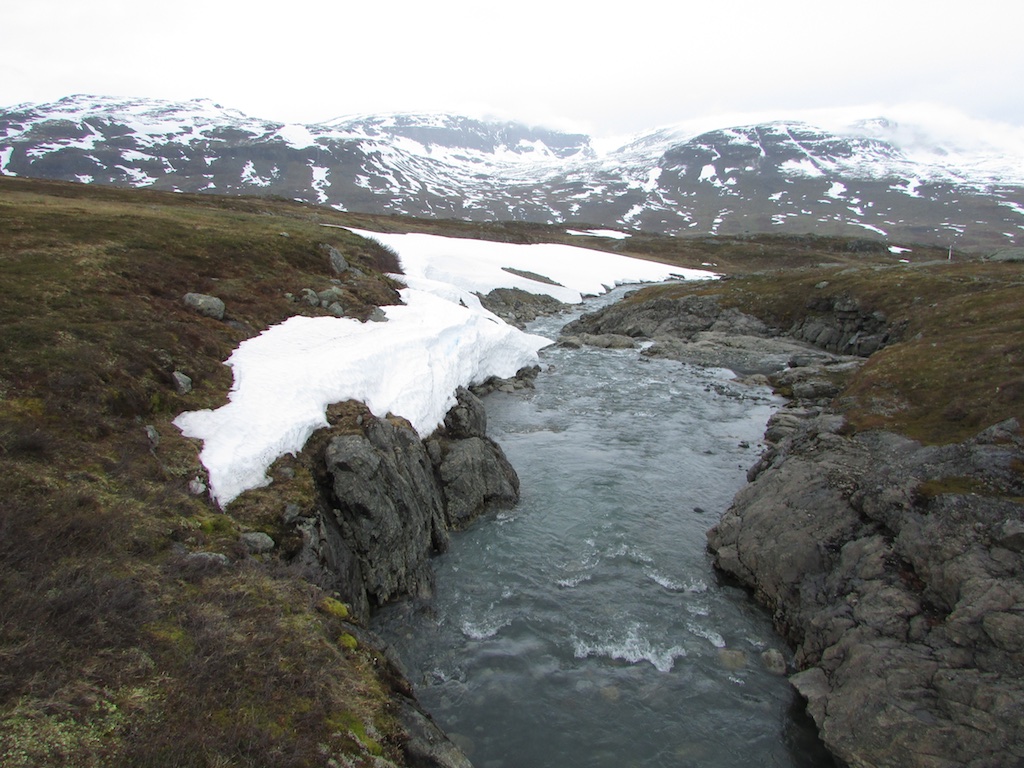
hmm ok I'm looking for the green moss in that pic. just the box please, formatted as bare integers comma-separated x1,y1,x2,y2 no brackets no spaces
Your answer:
318,596,351,620
326,711,384,756
338,632,359,650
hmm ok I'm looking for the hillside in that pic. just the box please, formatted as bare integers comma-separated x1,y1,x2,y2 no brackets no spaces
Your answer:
1,176,1021,766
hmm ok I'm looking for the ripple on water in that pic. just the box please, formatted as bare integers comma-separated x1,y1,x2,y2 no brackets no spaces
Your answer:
372,285,835,768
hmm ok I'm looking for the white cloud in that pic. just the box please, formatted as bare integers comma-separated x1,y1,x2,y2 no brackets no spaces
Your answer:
3,0,1023,137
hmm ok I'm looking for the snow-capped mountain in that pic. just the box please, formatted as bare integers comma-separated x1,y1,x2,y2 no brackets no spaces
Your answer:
3,95,1023,249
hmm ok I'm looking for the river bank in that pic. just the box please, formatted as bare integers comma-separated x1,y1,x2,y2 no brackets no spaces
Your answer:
565,278,1024,767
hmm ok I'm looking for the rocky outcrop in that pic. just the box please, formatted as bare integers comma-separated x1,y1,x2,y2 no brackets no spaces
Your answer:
562,292,867,375
707,414,1024,767
477,286,568,328
293,388,519,619
562,293,764,340
788,293,896,356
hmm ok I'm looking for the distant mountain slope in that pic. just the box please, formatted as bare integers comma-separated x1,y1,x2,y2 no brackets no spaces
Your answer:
3,95,1023,249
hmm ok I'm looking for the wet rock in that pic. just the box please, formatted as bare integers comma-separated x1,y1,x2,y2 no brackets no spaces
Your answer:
761,648,787,675
396,698,473,768
718,649,747,670
573,333,637,349
433,436,519,528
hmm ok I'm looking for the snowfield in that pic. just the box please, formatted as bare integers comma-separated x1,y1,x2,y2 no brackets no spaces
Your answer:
174,230,716,506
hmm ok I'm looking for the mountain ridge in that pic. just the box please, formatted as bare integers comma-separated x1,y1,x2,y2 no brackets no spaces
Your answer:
3,94,1023,249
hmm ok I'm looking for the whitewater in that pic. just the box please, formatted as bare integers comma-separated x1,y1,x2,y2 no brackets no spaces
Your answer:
173,230,714,506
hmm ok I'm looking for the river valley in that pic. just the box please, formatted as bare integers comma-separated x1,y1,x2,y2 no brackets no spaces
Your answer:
373,288,836,768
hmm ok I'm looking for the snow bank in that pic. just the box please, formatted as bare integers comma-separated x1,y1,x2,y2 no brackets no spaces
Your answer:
348,228,712,303
174,230,715,506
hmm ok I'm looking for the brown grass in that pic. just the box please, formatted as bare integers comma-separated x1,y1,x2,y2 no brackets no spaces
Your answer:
0,177,409,767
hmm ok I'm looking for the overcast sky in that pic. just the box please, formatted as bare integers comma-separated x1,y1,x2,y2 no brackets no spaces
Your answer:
4,0,1023,138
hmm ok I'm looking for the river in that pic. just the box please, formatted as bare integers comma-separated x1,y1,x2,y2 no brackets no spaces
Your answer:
373,286,835,768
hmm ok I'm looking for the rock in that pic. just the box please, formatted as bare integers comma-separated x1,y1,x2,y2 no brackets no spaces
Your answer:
300,288,320,306
478,287,568,328
761,648,787,675
442,387,487,439
183,292,225,320
188,476,207,496
281,503,304,525
718,649,747,670
144,424,160,447
433,436,520,528
575,333,636,350
324,244,350,274
396,698,473,768
172,370,192,395
302,393,522,618
995,519,1024,553
367,307,388,323
563,294,737,340
317,286,346,306
241,531,275,554
707,418,1024,767
984,247,1024,263
326,302,345,317
183,551,230,570
321,419,448,609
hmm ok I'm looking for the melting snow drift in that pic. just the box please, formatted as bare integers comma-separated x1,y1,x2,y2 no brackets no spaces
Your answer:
174,231,715,506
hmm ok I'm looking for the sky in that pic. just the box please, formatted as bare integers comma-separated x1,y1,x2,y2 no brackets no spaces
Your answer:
4,0,1023,138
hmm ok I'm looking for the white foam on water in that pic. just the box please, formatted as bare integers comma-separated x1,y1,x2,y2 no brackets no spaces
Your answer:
572,624,688,673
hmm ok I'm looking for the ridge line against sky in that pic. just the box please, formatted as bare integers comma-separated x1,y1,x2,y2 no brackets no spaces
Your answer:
4,0,1023,138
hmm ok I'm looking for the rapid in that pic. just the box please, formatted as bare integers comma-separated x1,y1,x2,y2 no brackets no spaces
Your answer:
373,286,835,767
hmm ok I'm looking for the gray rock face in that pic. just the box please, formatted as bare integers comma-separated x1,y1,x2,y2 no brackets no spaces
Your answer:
564,294,735,340
322,418,448,610
183,292,225,320
299,389,520,618
478,287,568,328
789,294,895,356
396,698,474,768
707,416,1024,767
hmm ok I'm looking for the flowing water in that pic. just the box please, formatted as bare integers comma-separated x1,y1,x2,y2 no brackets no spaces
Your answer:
373,287,835,768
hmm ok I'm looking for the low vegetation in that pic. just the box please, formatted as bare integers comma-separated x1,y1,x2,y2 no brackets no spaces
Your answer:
1,175,1020,765
0,177,407,767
